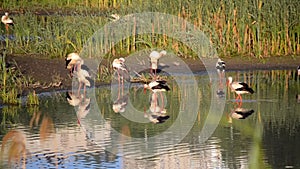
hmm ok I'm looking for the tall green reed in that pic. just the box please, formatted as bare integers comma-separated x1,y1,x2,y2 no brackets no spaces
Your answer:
1,0,299,58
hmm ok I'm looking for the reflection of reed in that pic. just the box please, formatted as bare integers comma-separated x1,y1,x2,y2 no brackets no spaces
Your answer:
0,106,20,128
29,110,41,127
39,115,54,141
1,130,26,168
30,111,54,141
121,125,131,138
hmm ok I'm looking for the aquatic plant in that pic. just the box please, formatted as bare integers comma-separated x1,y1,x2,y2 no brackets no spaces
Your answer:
27,90,39,106
0,51,20,104
98,64,112,82
0,0,298,58
0,50,35,104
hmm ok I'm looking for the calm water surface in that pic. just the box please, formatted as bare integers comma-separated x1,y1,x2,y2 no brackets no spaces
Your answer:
0,69,299,169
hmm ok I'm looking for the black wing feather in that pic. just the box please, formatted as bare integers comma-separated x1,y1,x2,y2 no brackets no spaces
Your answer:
152,83,170,91
235,109,254,119
65,59,71,68
66,92,72,100
235,82,254,94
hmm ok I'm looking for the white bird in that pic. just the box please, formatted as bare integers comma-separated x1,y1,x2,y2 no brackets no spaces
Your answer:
65,53,83,77
149,50,167,76
110,14,120,21
216,58,226,85
216,58,226,73
112,57,129,86
216,58,226,82
297,65,300,76
227,76,254,102
74,66,91,96
1,12,14,33
113,57,128,71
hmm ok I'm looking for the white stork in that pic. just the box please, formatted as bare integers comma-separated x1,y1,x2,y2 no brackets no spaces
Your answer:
227,76,254,102
112,57,129,86
65,53,83,77
1,12,14,33
149,50,167,77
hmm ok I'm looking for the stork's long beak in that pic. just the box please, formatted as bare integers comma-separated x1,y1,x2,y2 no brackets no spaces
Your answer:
143,88,147,94
226,80,229,86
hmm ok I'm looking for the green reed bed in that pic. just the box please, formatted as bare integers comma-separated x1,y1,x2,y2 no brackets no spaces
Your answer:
0,51,39,105
0,52,21,105
1,0,299,59
5,13,106,58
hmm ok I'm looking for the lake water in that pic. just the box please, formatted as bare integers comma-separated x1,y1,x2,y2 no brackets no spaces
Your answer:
0,69,299,169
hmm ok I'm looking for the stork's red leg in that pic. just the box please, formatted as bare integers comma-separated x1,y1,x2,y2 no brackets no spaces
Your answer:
77,82,82,96
83,84,87,98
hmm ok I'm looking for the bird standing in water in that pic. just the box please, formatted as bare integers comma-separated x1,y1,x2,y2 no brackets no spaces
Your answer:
227,76,254,103
216,58,226,79
112,57,129,86
73,64,91,96
149,50,167,78
66,53,91,96
65,53,83,77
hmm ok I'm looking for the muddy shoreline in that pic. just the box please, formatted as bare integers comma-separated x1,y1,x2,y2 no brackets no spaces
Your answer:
5,54,300,94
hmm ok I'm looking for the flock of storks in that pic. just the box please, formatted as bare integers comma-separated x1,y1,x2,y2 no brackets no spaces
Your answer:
64,49,258,122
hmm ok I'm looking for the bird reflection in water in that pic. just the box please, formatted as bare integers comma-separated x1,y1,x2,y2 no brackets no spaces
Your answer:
113,93,128,113
112,67,129,113
216,77,225,99
66,91,94,142
228,107,255,123
66,92,90,126
216,58,226,98
144,92,170,124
